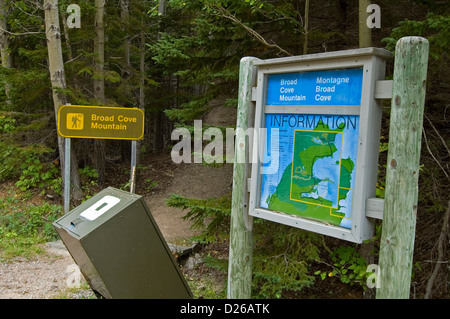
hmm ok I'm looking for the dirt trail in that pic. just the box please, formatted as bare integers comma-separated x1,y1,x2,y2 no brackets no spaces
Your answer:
147,161,233,243
145,103,235,243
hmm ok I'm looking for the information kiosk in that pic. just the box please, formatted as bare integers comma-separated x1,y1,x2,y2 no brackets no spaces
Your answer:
248,48,392,243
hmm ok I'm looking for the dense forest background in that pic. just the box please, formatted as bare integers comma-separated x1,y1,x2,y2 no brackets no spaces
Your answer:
0,0,448,299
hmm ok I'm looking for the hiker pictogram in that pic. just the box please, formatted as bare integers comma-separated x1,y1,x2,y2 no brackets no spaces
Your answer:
67,113,84,130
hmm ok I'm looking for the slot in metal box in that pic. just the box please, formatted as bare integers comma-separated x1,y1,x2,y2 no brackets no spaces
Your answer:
53,187,192,299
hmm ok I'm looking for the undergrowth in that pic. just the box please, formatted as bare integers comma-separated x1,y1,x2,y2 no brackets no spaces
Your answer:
0,191,62,261
167,193,326,298
0,113,62,196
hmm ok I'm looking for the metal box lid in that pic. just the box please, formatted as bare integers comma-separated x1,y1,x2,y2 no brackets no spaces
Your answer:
54,187,140,238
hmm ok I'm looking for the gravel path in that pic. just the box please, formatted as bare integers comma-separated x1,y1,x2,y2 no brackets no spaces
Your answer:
0,241,94,299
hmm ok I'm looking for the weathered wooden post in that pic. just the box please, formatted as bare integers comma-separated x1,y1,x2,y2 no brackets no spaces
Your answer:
376,37,429,299
227,57,258,299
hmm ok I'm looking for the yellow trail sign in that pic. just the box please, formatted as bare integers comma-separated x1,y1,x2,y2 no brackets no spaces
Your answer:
58,105,144,140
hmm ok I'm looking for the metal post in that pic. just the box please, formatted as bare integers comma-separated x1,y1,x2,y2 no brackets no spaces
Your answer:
64,137,71,214
376,37,429,299
130,140,137,193
227,57,257,299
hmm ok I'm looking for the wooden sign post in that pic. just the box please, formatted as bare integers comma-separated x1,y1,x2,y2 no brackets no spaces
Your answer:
227,57,259,299
376,37,429,299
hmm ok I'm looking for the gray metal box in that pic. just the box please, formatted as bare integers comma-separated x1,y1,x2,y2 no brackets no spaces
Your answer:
53,187,192,299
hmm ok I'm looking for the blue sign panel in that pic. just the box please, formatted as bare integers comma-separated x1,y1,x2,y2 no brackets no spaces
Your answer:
266,68,363,105
259,113,360,229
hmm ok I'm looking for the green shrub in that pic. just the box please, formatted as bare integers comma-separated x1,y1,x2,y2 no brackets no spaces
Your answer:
0,197,61,239
314,245,370,288
0,115,16,133
0,195,63,260
15,156,61,194
0,141,23,180
0,140,61,195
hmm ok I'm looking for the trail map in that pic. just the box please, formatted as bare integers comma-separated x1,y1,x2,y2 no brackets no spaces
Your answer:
260,114,359,229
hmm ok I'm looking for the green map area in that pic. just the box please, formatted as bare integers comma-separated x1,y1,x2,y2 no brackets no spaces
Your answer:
266,124,355,227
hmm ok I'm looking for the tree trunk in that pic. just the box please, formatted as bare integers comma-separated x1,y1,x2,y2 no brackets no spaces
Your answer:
94,0,105,101
94,0,106,185
359,0,372,48
303,0,309,55
137,17,146,164
121,0,136,169
337,0,348,45
61,13,73,61
0,0,12,103
120,0,131,79
158,0,165,16
43,0,82,201
152,0,165,152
